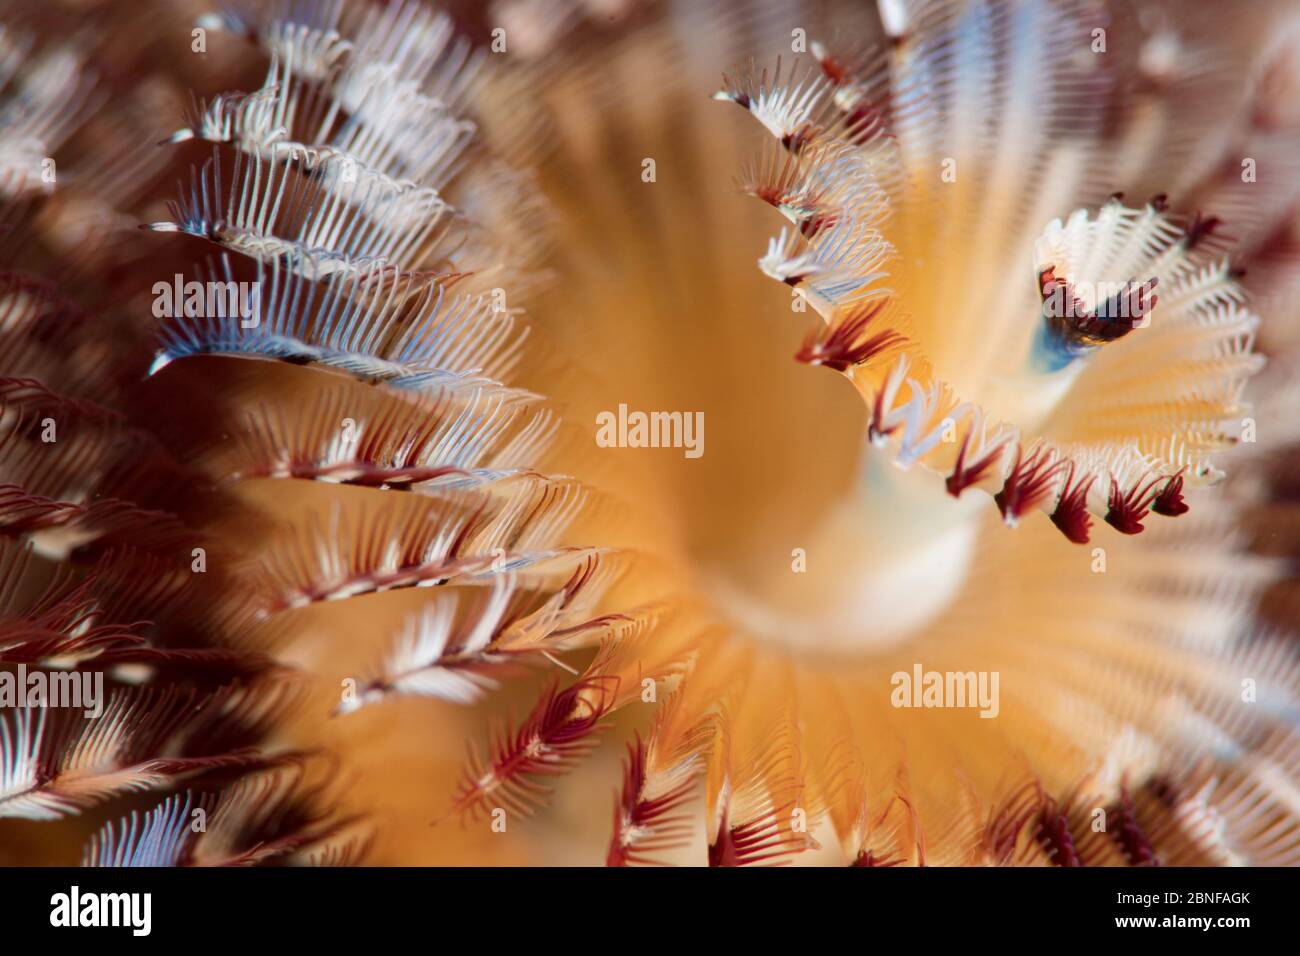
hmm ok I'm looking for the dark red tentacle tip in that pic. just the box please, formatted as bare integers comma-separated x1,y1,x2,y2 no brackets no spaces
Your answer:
1151,473,1190,517
815,50,848,86
993,487,1012,520
1037,265,1058,298
804,354,851,373
707,825,738,868
1104,506,1147,535
1050,503,1092,544
781,125,819,154
1147,775,1179,809
1036,805,1083,867
1183,211,1224,251
850,849,902,867
1104,477,1161,535
1052,466,1097,543
947,442,1004,499
1112,780,1159,867
799,213,836,239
